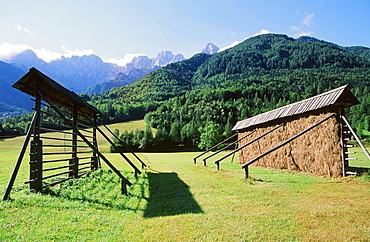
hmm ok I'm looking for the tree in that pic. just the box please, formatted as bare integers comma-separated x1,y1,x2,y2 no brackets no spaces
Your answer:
198,121,222,150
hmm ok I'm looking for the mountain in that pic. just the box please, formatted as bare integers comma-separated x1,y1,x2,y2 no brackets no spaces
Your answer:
10,51,123,93
0,61,31,117
105,34,370,103
202,43,219,54
82,33,370,148
86,51,185,94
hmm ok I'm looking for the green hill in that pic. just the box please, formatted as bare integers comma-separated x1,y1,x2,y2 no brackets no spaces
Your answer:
4,34,370,148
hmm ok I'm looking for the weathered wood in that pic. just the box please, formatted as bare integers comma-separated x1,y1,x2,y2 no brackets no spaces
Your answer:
35,88,132,186
193,133,238,164
203,131,255,166
341,115,370,160
242,114,335,169
3,111,37,200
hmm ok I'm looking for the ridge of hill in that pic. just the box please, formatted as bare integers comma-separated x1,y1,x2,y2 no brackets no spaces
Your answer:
4,34,370,147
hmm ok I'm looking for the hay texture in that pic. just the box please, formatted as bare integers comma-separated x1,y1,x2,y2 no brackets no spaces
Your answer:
238,110,342,177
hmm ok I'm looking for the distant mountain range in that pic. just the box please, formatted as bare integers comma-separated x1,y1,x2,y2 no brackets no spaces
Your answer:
86,51,186,94
0,43,216,117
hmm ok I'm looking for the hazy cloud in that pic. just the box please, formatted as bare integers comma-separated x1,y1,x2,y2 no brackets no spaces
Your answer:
291,13,315,37
105,53,147,66
302,13,315,27
15,24,36,38
253,29,271,36
0,43,101,63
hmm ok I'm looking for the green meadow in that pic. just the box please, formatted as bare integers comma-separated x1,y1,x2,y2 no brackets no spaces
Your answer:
1,120,370,241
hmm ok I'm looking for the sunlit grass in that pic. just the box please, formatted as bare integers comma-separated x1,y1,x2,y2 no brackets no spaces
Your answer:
0,121,370,241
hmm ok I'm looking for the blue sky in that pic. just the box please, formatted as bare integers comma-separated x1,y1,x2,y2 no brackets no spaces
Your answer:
0,0,369,65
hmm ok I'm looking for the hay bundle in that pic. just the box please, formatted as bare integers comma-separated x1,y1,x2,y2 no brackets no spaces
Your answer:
238,110,342,177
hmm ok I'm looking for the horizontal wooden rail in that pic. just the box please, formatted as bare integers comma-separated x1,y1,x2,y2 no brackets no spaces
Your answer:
40,136,85,142
42,176,74,188
43,164,73,172
41,120,72,129
78,156,94,160
79,161,94,166
341,116,370,160
43,158,72,163
42,170,73,180
78,165,93,171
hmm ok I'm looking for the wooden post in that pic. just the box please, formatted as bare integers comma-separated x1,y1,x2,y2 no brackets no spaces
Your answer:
30,95,43,192
71,106,79,178
92,115,100,169
339,108,348,176
244,166,249,179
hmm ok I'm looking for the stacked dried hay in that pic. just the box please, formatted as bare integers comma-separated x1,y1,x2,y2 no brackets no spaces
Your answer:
238,111,342,177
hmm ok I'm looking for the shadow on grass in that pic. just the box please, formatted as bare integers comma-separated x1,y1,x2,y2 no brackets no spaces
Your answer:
144,171,203,218
348,166,370,175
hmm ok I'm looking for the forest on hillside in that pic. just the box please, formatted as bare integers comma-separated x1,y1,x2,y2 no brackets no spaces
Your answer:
2,34,370,150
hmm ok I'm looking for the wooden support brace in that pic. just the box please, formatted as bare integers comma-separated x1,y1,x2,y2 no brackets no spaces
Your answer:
242,114,335,169
3,111,37,200
214,124,284,169
203,130,255,166
193,133,238,164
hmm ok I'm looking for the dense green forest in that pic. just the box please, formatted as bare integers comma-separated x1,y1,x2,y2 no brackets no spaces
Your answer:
2,34,370,150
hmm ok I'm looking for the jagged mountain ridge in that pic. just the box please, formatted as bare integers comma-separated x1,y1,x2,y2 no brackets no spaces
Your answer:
87,51,186,94
106,34,370,103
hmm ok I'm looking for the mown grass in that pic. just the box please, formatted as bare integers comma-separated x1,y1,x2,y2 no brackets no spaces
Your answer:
1,121,370,241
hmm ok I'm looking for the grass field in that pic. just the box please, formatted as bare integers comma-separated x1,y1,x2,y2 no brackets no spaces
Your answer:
1,120,370,241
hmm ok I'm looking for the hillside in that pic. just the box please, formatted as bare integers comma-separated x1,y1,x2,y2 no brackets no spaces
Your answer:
4,34,370,147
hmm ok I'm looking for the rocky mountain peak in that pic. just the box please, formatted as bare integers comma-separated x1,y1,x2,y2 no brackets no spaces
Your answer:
202,42,219,54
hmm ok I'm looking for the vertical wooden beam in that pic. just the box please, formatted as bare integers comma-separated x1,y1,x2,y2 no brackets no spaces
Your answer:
244,166,249,179
30,94,43,192
339,108,348,176
92,115,100,169
71,106,79,178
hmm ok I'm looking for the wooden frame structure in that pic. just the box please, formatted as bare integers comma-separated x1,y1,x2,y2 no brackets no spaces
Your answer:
3,68,146,200
197,85,370,178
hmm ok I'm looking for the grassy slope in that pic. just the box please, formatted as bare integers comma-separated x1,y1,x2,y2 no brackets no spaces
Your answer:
0,120,370,241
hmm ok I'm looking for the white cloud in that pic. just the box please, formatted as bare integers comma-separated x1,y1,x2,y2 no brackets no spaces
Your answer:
302,13,315,27
61,46,96,58
105,53,146,66
15,24,36,38
294,31,314,37
0,42,102,63
0,42,31,61
291,13,315,37
253,29,271,36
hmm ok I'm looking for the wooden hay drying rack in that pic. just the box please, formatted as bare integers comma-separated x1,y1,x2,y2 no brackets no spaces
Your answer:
3,68,146,200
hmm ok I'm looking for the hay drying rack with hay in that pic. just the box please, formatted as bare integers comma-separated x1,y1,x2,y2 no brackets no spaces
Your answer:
194,85,370,178
3,68,146,200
